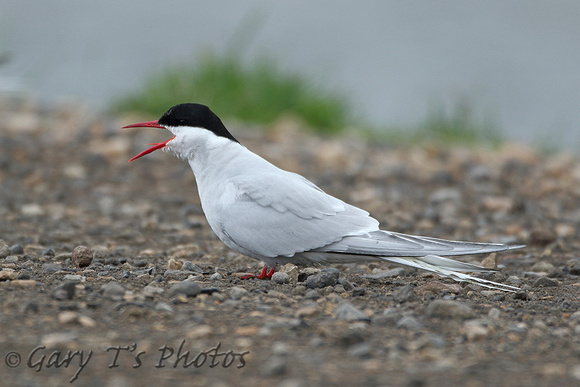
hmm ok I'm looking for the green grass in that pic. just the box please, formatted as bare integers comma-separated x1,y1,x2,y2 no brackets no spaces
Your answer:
113,51,353,134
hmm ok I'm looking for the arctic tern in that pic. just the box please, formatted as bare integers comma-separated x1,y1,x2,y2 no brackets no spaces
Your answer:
124,103,524,291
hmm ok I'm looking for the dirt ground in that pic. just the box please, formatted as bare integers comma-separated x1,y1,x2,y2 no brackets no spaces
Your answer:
1,98,580,386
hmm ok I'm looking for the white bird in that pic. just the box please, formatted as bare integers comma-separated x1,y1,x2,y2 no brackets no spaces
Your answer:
123,103,524,291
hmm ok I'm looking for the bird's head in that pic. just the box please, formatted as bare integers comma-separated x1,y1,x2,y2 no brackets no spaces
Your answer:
123,103,238,162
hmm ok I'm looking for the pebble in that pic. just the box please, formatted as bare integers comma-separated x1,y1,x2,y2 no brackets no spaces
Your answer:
167,281,201,298
304,289,321,300
167,258,183,270
229,286,248,300
70,245,93,268
52,282,76,300
463,320,490,341
102,281,126,299
347,342,372,358
154,302,174,313
396,316,423,330
10,244,24,255
42,263,63,272
261,356,287,377
272,272,290,284
63,274,84,282
295,306,318,318
373,308,402,326
304,268,340,289
0,240,10,258
415,281,462,294
12,279,36,287
392,285,415,303
209,272,223,281
41,248,55,256
565,258,580,275
58,311,80,325
143,284,165,297
532,277,560,287
334,302,370,322
530,261,556,274
180,261,202,272
338,277,355,291
351,287,366,297
529,228,557,246
0,269,17,281
291,285,306,296
426,300,476,320
3,256,19,263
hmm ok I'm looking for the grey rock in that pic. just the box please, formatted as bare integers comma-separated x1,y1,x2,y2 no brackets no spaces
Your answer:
143,284,165,297
180,261,202,272
261,356,287,377
347,342,372,358
102,281,126,299
209,272,223,281
304,289,321,300
532,276,560,287
338,277,355,291
565,258,580,275
397,316,423,330
154,302,174,313
351,287,366,297
426,300,476,320
229,286,248,300
52,282,76,300
392,285,415,303
168,281,201,298
71,245,93,268
272,272,290,284
335,302,370,322
42,263,63,273
305,268,340,289
10,244,24,255
373,308,402,326
0,240,10,258
63,274,83,282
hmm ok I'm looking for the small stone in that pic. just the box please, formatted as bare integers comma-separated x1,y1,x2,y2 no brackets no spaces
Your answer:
167,258,183,270
392,285,415,303
415,281,462,294
4,255,19,263
58,311,79,324
181,261,202,272
488,308,501,319
10,244,24,255
396,316,423,330
71,245,93,268
373,308,402,326
292,285,306,296
480,253,498,269
531,261,556,274
102,281,126,299
338,277,355,291
52,282,76,300
347,342,372,358
42,263,63,273
63,274,84,282
0,240,10,258
305,268,340,289
0,270,17,281
168,281,201,298
261,356,287,377
426,300,476,320
351,287,366,297
295,307,318,318
209,272,223,281
304,289,321,300
11,279,36,287
41,332,78,347
463,320,489,341
272,272,290,284
280,264,299,283
229,286,248,300
335,302,370,322
532,277,560,287
78,315,97,328
154,302,174,313
143,284,165,297
42,248,55,257
565,258,580,275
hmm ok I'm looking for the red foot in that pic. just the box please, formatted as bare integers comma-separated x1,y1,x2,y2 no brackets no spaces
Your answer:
239,265,276,280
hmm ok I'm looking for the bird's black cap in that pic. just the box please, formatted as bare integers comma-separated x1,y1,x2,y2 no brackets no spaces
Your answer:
158,103,238,143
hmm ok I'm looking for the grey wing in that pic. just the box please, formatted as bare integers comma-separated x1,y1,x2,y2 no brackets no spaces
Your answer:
316,230,525,257
219,171,379,258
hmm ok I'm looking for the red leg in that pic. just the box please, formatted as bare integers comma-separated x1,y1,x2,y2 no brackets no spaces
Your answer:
239,265,275,280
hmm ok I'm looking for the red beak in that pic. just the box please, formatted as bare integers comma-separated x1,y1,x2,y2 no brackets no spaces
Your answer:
122,120,175,162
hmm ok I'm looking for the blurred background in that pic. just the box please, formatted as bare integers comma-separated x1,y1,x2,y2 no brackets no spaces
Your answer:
1,0,579,150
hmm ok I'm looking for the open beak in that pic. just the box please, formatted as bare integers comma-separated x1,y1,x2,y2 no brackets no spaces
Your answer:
122,120,176,162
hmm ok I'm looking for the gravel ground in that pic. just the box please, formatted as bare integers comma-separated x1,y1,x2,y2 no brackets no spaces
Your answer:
1,97,580,386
